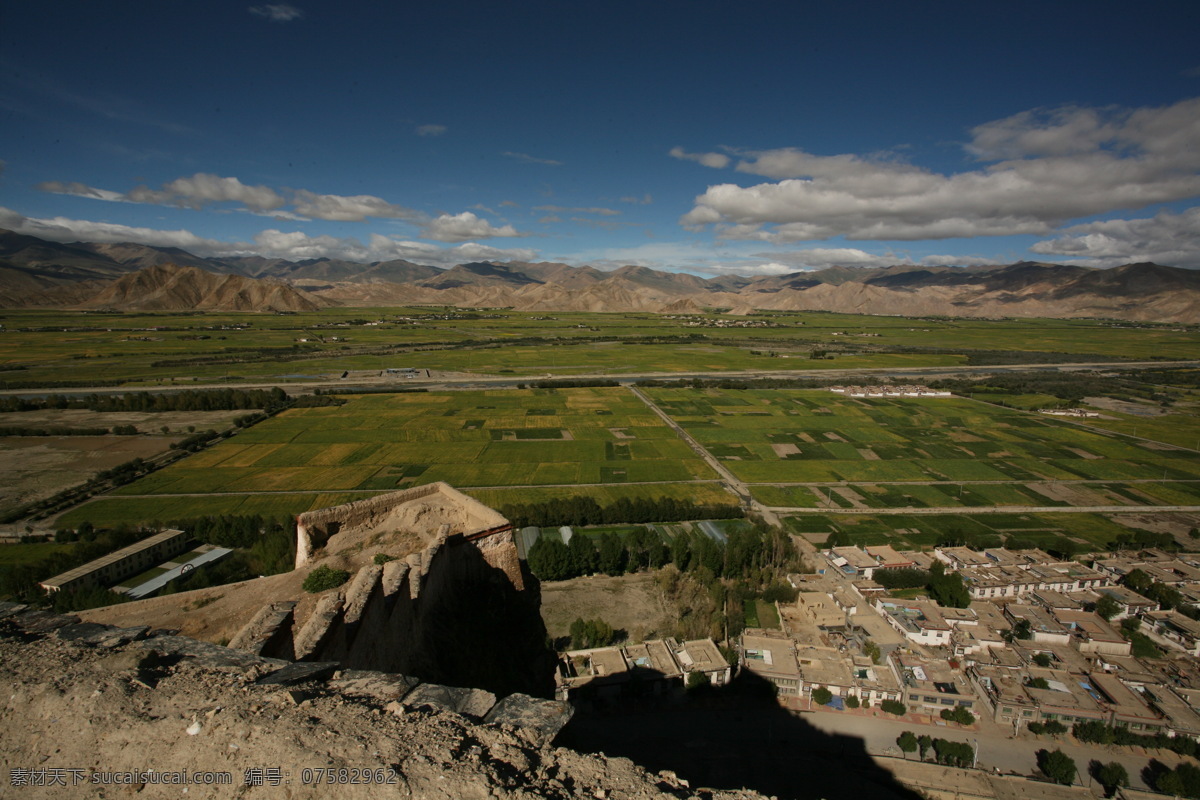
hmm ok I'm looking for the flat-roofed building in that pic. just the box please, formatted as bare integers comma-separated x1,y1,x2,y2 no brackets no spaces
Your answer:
898,550,938,571
796,644,855,701
1085,584,1158,619
1146,611,1200,657
1144,686,1200,741
864,545,913,570
1005,604,1071,645
875,598,952,646
1025,669,1109,727
740,628,801,697
557,637,729,700
828,546,880,579
1031,590,1083,611
673,638,732,686
1052,609,1131,656
1091,672,1165,732
972,666,1040,729
935,547,992,571
894,653,977,715
796,591,847,629
39,529,191,594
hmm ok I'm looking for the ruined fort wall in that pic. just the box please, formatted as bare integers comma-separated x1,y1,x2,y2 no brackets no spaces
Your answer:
249,528,551,696
294,483,508,569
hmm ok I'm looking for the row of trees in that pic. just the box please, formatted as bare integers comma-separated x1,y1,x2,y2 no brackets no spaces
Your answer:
501,495,742,529
0,387,290,414
527,525,799,587
894,732,973,767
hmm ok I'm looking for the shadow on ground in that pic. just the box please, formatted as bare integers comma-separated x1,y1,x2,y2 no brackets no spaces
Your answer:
558,671,923,800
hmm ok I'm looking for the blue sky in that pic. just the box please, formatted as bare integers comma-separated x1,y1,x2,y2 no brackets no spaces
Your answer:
2,1,1199,275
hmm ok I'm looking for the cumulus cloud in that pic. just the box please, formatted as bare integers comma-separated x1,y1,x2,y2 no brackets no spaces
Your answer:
669,146,731,169
1030,206,1200,268
253,230,536,266
35,172,426,223
534,205,619,216
0,206,538,266
681,97,1200,242
145,173,285,211
0,206,245,256
502,151,563,166
249,4,303,21
420,212,522,243
746,248,1003,271
35,181,127,203
416,124,447,137
290,190,419,222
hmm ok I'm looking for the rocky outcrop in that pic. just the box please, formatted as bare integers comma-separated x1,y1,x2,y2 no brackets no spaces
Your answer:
4,608,730,800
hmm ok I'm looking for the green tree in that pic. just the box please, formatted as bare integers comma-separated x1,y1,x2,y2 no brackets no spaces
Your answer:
917,734,932,761
1091,761,1129,798
686,670,711,691
1032,652,1052,667
897,731,918,760
1094,594,1120,621
811,686,833,706
845,695,860,709
1026,677,1051,690
863,639,882,664
1037,749,1077,786
881,699,907,716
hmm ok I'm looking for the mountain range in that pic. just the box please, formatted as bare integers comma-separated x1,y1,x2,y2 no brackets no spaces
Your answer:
1,228,1197,321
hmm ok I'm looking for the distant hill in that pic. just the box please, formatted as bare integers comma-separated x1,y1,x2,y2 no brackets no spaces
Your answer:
77,264,328,312
0,228,1196,321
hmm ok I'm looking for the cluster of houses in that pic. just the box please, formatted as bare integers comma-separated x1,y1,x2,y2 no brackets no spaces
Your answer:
733,542,1200,740
555,637,731,703
828,386,952,398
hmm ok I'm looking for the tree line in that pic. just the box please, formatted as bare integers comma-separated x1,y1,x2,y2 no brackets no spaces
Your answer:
500,495,742,529
0,387,289,414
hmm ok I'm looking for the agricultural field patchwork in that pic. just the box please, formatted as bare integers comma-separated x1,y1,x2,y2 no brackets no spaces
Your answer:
103,387,716,500
647,388,1200,495
783,511,1139,551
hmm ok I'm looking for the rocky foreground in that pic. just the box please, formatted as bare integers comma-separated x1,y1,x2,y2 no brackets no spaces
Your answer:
0,605,765,799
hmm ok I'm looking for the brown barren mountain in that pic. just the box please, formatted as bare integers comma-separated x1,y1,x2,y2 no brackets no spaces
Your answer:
0,229,1197,321
77,264,329,312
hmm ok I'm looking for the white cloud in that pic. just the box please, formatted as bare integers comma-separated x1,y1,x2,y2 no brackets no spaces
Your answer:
35,181,127,203
249,4,303,22
681,97,1200,242
36,173,426,223
416,124,447,137
1030,206,1200,268
290,189,419,222
252,231,536,266
0,207,538,267
0,206,245,256
502,151,563,166
420,212,522,243
669,146,731,169
747,248,1003,271
153,173,285,211
620,194,653,205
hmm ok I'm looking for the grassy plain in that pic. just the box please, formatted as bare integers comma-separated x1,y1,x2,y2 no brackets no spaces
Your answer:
58,387,719,526
647,388,1200,490
1,309,1197,387
784,511,1136,550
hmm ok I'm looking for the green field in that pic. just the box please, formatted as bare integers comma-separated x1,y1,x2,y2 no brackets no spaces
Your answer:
784,511,1135,550
1,308,1197,388
79,388,715,517
647,388,1200,490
